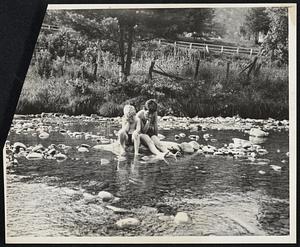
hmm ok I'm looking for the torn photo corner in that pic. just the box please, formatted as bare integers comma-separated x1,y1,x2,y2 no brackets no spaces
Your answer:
2,2,297,245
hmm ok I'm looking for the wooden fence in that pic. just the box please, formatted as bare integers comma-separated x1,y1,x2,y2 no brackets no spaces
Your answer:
158,39,260,57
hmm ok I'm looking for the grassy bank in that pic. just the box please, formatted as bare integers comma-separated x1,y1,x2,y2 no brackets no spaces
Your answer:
17,44,288,119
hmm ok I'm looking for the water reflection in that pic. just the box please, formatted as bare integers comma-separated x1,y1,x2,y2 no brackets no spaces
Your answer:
6,121,289,236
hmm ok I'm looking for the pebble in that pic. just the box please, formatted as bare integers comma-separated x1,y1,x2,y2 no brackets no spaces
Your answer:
100,159,110,165
174,212,192,224
77,147,89,153
39,132,50,139
26,152,43,160
54,153,67,162
115,217,140,229
249,128,269,137
98,191,114,201
13,142,26,150
179,133,186,138
270,165,282,171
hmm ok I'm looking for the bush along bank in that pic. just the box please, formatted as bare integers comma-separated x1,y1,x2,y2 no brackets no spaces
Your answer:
17,46,288,119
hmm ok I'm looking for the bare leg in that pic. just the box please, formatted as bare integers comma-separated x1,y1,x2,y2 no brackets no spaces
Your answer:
118,129,128,155
132,131,140,156
151,135,168,152
140,134,164,156
151,135,178,159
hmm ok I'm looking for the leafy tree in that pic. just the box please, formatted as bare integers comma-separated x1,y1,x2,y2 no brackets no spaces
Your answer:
262,8,288,65
44,9,215,79
244,8,270,44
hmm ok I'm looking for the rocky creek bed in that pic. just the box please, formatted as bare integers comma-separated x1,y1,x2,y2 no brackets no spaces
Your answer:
5,114,289,237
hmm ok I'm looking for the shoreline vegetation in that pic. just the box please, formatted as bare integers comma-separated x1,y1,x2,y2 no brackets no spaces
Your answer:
17,9,288,120
18,45,288,120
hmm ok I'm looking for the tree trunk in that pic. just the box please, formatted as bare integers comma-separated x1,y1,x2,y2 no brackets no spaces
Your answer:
118,21,125,81
124,24,134,77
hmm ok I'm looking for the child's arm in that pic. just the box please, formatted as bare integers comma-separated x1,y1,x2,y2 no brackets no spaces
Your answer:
121,117,130,133
135,117,142,133
153,112,158,136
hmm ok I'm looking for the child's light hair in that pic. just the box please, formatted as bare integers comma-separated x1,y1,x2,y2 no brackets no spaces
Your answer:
123,105,136,118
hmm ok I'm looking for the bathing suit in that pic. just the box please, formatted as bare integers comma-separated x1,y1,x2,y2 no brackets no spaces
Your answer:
126,133,133,146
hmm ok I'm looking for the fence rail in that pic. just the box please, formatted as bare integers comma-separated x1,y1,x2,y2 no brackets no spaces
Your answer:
158,39,260,56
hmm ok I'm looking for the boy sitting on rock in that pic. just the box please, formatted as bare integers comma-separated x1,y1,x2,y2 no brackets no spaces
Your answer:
118,105,141,156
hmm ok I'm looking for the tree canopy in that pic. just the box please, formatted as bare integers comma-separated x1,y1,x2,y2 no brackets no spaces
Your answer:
44,8,215,78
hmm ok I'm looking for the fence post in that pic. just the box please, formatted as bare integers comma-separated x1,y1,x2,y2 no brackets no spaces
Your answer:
194,59,200,80
174,41,177,58
205,44,209,53
148,60,155,80
236,47,239,54
226,61,230,80
250,49,253,56
158,39,161,46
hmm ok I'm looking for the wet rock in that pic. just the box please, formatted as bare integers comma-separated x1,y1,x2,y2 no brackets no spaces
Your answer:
174,212,192,224
106,205,130,214
257,149,268,155
249,128,269,137
188,141,200,150
13,142,26,150
100,158,110,165
202,145,216,154
161,141,181,152
81,144,91,148
26,152,43,160
249,136,267,145
100,138,111,144
179,142,194,153
203,133,210,139
115,217,140,229
270,165,281,171
77,146,89,153
188,135,199,141
39,132,50,139
54,153,67,162
98,191,114,201
47,148,57,155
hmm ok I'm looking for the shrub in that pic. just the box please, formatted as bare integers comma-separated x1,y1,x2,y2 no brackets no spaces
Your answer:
98,102,123,117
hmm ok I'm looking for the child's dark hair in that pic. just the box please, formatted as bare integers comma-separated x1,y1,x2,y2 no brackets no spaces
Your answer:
144,99,157,113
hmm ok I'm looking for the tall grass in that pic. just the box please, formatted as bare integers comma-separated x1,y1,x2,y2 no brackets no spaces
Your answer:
16,44,288,119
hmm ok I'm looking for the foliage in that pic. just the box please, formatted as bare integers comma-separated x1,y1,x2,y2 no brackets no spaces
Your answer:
97,102,123,117
262,8,288,65
244,8,270,37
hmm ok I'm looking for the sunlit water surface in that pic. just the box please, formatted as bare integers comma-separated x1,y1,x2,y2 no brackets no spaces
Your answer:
5,119,289,237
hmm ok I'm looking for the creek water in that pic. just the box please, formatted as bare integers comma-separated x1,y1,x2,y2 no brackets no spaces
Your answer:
5,118,289,237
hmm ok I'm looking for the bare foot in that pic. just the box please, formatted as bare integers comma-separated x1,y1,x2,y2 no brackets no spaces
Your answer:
165,151,177,160
120,149,126,156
